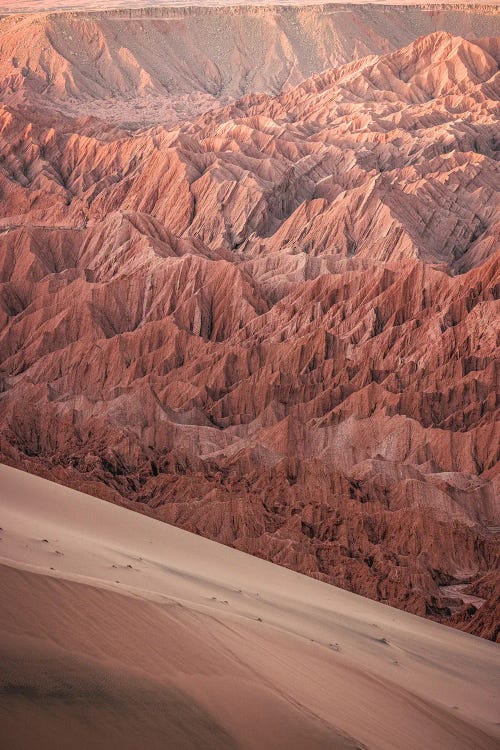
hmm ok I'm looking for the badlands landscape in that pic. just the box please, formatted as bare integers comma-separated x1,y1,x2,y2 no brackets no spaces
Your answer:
1,1,499,638
0,0,499,746
0,1,499,637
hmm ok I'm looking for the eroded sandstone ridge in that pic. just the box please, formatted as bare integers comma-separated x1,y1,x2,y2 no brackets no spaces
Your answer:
0,4,497,125
0,8,499,639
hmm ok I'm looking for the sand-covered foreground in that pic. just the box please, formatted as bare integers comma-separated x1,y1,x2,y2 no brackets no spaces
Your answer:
0,463,498,749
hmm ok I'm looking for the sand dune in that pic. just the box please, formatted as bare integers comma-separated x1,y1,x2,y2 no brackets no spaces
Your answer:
0,462,499,749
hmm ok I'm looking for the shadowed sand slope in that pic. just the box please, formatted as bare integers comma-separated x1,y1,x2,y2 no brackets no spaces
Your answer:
0,463,499,750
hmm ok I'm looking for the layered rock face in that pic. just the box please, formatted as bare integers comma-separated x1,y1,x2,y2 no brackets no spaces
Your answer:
0,12,499,639
0,4,497,126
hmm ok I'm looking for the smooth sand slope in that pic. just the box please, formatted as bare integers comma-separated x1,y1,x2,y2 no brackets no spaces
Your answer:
0,463,499,750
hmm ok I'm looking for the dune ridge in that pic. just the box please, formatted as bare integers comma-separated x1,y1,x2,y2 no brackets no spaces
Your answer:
1,463,499,750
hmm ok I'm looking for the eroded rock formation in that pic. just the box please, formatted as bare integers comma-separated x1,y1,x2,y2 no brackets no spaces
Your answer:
0,15,499,639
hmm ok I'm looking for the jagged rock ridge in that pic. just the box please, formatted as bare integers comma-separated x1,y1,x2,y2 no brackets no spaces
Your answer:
0,3,498,126
0,27,499,639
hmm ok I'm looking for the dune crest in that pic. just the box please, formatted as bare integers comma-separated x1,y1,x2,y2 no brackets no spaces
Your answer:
1,464,499,750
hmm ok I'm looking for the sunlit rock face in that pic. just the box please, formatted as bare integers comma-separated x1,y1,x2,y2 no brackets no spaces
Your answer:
0,3,497,125
0,4,499,640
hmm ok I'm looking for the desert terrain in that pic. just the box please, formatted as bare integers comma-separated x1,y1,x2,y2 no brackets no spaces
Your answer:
0,3,498,125
1,0,498,12
0,0,499,651
1,463,499,750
